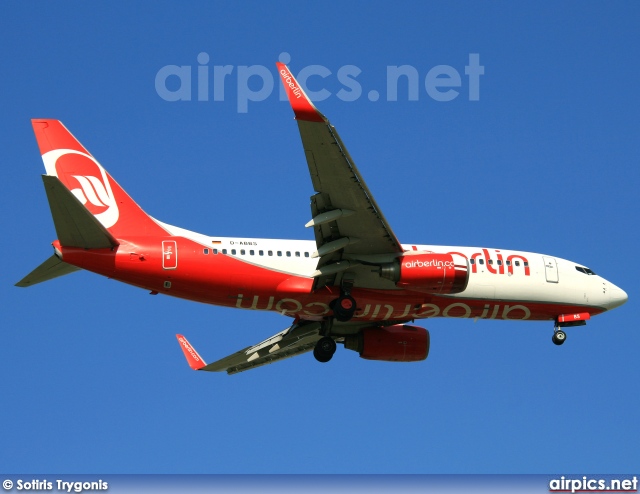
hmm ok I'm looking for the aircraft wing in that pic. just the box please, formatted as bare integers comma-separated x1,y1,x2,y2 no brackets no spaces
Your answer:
277,63,404,290
177,321,323,375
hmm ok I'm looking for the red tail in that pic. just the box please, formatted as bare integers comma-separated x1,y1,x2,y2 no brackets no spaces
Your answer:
32,119,167,239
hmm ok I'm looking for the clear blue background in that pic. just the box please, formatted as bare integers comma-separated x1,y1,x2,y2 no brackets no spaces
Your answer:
1,1,638,474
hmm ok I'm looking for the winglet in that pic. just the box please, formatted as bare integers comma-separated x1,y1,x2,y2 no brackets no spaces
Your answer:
176,334,207,370
276,62,326,123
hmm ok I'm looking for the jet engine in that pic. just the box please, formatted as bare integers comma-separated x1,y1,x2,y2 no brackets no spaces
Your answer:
380,253,468,294
344,324,429,362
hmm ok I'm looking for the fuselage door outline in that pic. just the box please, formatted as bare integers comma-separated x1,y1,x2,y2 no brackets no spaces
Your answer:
162,240,178,270
543,256,558,283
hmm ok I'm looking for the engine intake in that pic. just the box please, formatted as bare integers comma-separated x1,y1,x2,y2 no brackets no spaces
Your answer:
380,253,468,294
344,324,430,362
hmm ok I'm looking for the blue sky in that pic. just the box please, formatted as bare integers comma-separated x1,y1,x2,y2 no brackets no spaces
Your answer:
1,1,639,474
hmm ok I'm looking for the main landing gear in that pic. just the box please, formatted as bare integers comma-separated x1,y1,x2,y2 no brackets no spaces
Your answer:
552,327,567,346
316,281,357,362
331,294,357,322
313,336,337,363
330,276,357,322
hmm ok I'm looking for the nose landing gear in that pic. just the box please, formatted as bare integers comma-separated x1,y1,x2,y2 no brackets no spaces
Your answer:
552,327,567,346
552,314,588,345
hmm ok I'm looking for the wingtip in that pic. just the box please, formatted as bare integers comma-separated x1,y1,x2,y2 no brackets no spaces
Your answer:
176,334,207,370
276,62,326,123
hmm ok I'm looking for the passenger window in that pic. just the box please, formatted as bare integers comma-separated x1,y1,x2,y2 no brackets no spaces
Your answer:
506,260,511,266
250,250,254,255
203,248,209,254
259,250,264,256
295,252,300,257
497,260,502,266
268,250,273,256
231,249,236,255
286,251,291,257
304,252,309,258
240,249,245,255
470,259,475,265
213,249,218,254
524,262,529,267
222,249,227,254
488,260,493,265
277,251,282,257
479,259,484,265
515,261,520,266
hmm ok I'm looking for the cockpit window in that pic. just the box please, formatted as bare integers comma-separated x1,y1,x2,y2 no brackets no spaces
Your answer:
576,266,596,275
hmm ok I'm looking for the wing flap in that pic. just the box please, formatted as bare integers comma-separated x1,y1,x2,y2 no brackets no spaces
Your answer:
177,322,323,375
204,322,322,375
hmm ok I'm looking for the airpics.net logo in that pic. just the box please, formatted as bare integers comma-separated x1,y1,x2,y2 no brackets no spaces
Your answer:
154,52,485,113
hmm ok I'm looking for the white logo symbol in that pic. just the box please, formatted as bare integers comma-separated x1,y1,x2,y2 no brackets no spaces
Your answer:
41,149,120,229
71,175,111,208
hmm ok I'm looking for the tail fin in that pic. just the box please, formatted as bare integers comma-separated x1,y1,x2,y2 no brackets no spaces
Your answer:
32,120,168,240
16,177,118,287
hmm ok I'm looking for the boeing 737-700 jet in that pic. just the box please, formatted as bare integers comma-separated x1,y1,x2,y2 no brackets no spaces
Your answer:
17,62,627,374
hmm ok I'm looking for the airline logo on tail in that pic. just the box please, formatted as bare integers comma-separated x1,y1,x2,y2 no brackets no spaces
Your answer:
42,149,120,229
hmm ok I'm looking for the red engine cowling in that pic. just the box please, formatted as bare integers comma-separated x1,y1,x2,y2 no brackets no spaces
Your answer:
380,253,468,294
344,324,430,362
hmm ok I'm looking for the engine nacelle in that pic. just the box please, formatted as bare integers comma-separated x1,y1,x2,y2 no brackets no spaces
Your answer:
344,324,430,362
380,253,468,294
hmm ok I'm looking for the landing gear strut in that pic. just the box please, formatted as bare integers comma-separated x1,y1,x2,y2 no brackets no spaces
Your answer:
330,276,357,322
552,327,566,346
314,336,337,363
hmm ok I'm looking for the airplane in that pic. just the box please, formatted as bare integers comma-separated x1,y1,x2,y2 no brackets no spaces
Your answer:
17,62,628,375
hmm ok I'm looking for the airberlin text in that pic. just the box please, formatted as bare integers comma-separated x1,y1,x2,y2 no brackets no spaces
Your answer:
236,294,531,321
178,336,202,363
449,249,531,276
405,259,454,269
279,68,302,99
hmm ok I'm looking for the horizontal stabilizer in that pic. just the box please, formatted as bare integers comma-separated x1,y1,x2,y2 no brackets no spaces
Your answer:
43,174,119,249
15,254,80,287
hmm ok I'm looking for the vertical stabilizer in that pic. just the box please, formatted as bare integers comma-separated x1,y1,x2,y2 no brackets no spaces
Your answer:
31,119,168,239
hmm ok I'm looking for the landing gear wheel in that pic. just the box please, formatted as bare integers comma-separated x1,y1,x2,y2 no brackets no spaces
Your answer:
313,336,337,363
332,295,357,322
552,330,566,346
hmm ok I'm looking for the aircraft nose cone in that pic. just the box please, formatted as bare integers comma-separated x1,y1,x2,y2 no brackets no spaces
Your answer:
608,285,628,310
